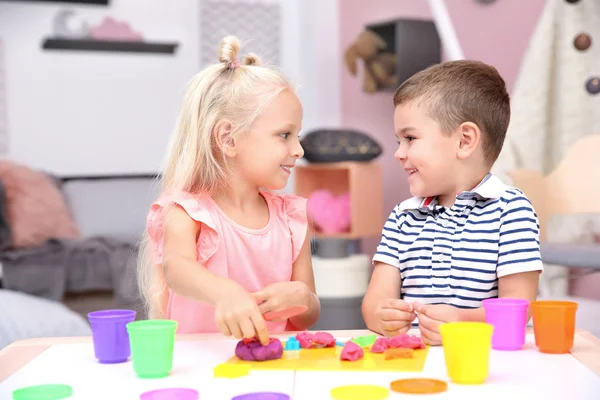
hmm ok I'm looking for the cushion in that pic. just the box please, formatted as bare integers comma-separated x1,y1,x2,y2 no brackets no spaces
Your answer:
0,289,92,350
0,160,80,249
61,177,159,243
300,129,382,163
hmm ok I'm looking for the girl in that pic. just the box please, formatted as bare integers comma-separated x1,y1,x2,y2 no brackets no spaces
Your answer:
137,36,320,346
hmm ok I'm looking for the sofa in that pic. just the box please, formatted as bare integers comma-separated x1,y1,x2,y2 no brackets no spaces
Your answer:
0,166,160,320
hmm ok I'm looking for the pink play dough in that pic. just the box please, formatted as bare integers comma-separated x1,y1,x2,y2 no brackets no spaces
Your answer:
340,341,364,361
370,337,390,353
296,332,336,349
370,334,425,354
235,338,283,361
388,334,426,350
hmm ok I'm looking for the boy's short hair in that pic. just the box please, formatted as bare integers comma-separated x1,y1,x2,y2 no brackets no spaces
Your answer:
393,60,510,165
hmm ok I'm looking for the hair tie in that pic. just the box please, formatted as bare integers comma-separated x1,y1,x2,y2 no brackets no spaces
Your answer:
229,60,239,70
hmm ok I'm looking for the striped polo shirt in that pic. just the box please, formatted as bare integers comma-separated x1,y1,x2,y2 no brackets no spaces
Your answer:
372,173,543,311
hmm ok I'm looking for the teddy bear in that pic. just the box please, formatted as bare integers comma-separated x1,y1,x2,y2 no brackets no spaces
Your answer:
344,30,398,93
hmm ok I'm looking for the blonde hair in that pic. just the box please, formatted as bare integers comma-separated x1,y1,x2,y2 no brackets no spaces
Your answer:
137,36,295,319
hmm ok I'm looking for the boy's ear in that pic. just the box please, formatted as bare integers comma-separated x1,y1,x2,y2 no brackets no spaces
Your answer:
214,120,236,157
456,122,481,160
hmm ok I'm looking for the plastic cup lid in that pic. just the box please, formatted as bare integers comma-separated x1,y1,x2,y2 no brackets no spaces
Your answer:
390,378,448,394
231,392,290,400
12,384,73,400
330,385,389,400
140,388,199,400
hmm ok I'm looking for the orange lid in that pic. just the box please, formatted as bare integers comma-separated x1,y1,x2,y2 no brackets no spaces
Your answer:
390,378,447,394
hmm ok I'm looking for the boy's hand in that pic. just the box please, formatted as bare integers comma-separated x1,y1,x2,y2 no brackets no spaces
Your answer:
412,303,461,346
252,281,310,321
214,280,270,346
374,298,417,338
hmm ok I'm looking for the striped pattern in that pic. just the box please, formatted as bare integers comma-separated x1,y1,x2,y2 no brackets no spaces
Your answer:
200,0,281,68
373,174,543,313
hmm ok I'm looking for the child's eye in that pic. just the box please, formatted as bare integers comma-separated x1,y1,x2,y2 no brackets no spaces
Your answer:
405,136,416,142
279,132,290,139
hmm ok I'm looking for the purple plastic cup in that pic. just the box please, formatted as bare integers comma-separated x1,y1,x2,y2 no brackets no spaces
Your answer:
88,309,136,363
482,298,529,350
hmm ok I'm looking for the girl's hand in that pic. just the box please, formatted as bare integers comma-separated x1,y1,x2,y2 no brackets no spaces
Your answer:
214,280,270,345
252,281,310,320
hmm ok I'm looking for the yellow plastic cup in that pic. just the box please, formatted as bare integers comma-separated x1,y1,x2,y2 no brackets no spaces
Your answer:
439,321,494,385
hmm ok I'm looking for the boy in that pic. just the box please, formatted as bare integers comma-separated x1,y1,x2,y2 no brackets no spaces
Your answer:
362,60,543,345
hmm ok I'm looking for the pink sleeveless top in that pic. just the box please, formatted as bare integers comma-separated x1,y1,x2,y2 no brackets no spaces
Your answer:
146,190,308,334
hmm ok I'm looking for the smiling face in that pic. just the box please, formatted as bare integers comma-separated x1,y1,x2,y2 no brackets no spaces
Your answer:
393,102,460,200
234,89,304,190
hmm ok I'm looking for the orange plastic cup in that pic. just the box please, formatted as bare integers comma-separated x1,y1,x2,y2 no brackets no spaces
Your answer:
531,300,578,354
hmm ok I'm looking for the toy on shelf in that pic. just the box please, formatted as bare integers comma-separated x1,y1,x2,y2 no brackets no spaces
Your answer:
344,17,441,94
307,190,351,234
344,29,397,93
295,161,382,239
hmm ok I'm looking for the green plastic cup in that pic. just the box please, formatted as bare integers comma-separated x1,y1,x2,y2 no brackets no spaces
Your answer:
126,319,178,379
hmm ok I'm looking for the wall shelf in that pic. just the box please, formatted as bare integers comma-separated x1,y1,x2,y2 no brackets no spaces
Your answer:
42,38,178,55
0,0,110,4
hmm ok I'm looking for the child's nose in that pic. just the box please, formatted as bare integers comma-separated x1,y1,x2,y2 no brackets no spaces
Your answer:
292,140,304,158
394,145,406,161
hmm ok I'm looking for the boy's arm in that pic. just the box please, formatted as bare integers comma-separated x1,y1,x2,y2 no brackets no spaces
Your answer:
362,206,411,333
363,207,419,336
362,262,402,333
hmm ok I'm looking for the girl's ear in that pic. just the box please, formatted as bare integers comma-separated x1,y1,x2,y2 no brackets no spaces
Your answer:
214,120,236,157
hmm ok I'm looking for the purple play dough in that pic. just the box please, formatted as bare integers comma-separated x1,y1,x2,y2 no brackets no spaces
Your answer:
235,338,284,361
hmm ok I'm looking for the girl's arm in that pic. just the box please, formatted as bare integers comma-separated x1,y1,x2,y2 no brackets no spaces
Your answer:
287,226,321,330
163,205,270,344
162,205,231,304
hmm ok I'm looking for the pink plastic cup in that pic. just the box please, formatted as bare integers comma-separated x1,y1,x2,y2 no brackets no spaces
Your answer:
482,298,529,350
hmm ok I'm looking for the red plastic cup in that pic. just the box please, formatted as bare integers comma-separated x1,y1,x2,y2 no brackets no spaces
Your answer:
88,309,136,363
482,298,529,350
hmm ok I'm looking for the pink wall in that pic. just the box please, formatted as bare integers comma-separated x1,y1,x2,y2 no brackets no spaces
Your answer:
339,0,546,255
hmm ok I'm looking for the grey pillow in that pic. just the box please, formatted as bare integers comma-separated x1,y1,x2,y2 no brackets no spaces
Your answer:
300,129,382,163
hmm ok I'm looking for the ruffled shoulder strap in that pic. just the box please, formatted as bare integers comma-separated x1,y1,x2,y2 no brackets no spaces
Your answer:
146,191,220,265
263,191,308,262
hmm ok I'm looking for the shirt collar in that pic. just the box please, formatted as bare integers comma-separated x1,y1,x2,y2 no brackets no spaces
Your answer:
396,173,508,212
